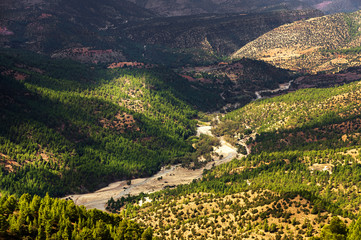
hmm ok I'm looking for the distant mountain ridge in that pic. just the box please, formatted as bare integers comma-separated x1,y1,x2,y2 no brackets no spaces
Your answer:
128,0,310,16
124,10,323,55
0,0,322,65
0,0,154,57
128,0,361,16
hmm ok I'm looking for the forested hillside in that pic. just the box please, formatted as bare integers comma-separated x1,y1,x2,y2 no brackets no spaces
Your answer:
2,1,361,239
179,58,293,111
0,49,226,197
1,0,322,67
111,80,361,239
0,0,154,54
0,193,153,239
124,10,321,56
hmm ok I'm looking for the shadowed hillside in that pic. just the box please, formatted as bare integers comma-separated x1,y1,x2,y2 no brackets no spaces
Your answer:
0,0,154,61
0,49,225,196
0,1,321,66
129,0,360,16
124,10,322,56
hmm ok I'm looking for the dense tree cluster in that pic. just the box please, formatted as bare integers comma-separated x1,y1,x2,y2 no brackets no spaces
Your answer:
0,193,152,239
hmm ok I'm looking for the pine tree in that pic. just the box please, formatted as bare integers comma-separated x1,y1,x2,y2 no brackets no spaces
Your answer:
320,217,347,240
141,227,153,240
348,217,361,240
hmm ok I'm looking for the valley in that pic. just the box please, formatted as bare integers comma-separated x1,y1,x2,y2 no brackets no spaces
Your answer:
2,46,361,239
2,2,361,240
111,79,361,239
66,124,239,211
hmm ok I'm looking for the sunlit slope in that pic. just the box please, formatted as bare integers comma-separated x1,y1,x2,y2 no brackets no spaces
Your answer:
233,11,361,73
119,80,361,239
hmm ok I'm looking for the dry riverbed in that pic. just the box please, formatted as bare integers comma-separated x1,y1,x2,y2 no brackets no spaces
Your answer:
65,124,239,211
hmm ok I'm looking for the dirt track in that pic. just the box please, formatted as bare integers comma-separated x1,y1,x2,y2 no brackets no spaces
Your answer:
65,125,239,211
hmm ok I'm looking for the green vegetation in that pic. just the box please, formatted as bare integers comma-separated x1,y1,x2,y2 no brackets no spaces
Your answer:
0,193,152,239
0,49,224,197
343,12,361,40
110,79,361,238
3,5,361,240
223,80,361,134
176,134,220,169
320,46,361,55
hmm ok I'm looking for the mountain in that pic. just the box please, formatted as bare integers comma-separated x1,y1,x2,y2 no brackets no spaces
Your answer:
308,0,361,14
0,0,154,61
128,0,361,17
124,10,322,56
128,0,310,16
0,1,321,66
2,1,361,240
232,10,361,73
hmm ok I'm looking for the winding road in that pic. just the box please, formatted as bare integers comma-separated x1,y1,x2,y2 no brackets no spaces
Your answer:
255,79,294,99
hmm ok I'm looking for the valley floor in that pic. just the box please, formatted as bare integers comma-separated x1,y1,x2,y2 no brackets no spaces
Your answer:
66,124,239,211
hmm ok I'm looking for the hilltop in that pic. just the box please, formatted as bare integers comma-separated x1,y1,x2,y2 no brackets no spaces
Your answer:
232,10,361,73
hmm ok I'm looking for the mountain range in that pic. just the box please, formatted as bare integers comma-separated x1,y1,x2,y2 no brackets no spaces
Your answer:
0,0,322,66
128,0,361,16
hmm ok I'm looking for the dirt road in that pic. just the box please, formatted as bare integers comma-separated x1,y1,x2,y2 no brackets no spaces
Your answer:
255,79,294,99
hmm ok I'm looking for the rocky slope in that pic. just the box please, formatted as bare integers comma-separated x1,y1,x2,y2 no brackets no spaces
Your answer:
232,10,361,73
310,0,361,14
